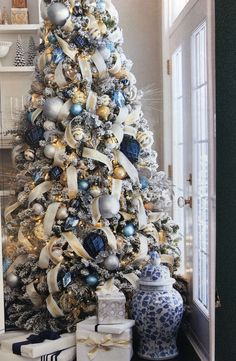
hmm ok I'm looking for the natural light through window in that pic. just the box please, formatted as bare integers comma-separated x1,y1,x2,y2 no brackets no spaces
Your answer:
169,0,190,26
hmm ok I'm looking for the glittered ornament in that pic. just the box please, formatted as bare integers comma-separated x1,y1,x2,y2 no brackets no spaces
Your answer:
63,216,79,231
17,192,28,204
6,273,19,288
49,166,63,180
96,105,110,120
137,131,154,149
85,274,99,287
32,170,43,184
104,254,120,271
90,185,101,198
52,47,65,64
43,97,64,121
70,103,83,116
72,127,84,141
32,203,44,215
113,166,127,180
120,135,141,163
122,223,136,237
56,207,69,220
83,232,106,258
65,67,78,81
25,126,44,148
105,136,119,149
113,91,125,108
47,3,70,26
44,144,56,159
139,175,149,190
99,195,120,219
100,94,110,106
78,179,90,191
24,149,35,161
43,120,56,131
72,90,87,104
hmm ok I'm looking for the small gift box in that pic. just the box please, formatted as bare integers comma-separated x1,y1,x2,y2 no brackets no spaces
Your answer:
1,331,76,359
0,347,76,361
11,8,28,24
76,317,134,361
96,279,126,324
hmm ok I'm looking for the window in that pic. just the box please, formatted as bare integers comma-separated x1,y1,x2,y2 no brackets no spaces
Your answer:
169,0,190,26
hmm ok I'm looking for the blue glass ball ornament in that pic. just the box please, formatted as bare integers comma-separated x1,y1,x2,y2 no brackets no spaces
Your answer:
49,166,63,181
63,216,79,231
139,175,149,190
112,91,126,108
48,34,57,44
123,223,136,237
25,126,44,148
78,179,90,191
70,103,83,116
74,36,88,48
83,232,106,258
52,47,65,64
120,135,141,163
85,274,99,287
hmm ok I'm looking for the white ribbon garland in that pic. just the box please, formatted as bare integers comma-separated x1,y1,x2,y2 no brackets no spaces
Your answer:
32,108,43,123
47,262,61,294
55,62,67,88
91,50,108,78
99,227,117,250
114,150,139,184
58,99,72,122
123,273,139,289
111,123,124,145
67,165,78,199
4,201,20,222
133,196,147,230
28,181,52,205
18,226,33,250
46,294,64,318
53,146,65,167
44,202,60,237
64,121,78,149
26,282,43,307
78,58,92,83
55,35,77,61
125,106,141,125
86,91,97,112
62,232,92,259
39,245,50,269
116,107,129,124
124,126,137,138
83,147,113,172
112,178,122,199
91,197,101,225
109,53,122,74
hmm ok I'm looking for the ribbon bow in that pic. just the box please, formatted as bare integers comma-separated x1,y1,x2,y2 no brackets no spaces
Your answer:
12,331,61,356
77,334,130,360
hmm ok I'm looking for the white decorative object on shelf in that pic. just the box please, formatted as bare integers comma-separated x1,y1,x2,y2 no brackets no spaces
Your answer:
14,35,26,66
0,41,12,66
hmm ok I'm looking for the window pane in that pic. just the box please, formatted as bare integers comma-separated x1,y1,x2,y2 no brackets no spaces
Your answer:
169,0,190,26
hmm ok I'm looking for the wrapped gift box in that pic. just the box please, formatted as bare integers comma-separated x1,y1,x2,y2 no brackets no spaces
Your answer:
0,347,76,361
1,332,76,359
11,8,28,24
97,292,126,324
76,317,134,361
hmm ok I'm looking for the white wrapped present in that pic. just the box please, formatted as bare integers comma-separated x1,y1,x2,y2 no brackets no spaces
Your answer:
76,317,134,361
0,346,76,361
1,331,76,359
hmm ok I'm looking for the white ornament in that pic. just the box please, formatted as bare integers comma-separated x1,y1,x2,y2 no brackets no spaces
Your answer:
137,131,154,149
24,149,35,161
44,144,56,159
32,203,44,215
43,120,56,131
104,254,120,271
99,195,120,219
47,3,70,26
43,97,64,121
56,207,68,220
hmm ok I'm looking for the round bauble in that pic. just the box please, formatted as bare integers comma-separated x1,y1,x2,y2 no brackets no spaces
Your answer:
100,94,111,106
96,105,110,121
32,203,44,215
72,90,86,104
90,185,101,198
99,195,120,219
43,97,64,121
44,144,56,159
104,254,120,271
83,232,106,258
24,148,35,161
72,127,84,141
113,166,127,180
122,223,136,237
85,274,99,287
70,103,83,116
47,3,70,26
105,136,119,149
6,273,19,288
120,135,141,163
137,131,154,149
56,207,69,220
43,120,56,131
78,179,90,191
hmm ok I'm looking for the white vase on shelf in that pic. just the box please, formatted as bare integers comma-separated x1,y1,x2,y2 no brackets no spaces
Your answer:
0,41,12,66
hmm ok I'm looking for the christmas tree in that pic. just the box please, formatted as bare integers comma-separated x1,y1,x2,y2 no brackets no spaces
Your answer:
14,35,26,67
3,0,181,333
27,36,37,66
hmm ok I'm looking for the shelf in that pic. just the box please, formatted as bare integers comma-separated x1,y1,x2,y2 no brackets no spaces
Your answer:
0,66,34,73
0,24,40,34
0,190,15,197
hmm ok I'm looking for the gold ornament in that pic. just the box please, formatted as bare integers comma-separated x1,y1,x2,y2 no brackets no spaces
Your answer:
64,67,78,82
105,136,119,149
31,94,44,107
159,230,166,244
45,73,56,87
34,223,45,240
144,202,154,211
96,105,110,120
59,292,78,313
113,166,127,180
72,90,87,104
137,131,154,149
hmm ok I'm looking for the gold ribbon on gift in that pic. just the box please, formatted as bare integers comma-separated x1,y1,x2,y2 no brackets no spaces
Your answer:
91,50,108,78
28,181,52,206
78,57,92,83
83,148,113,172
86,91,97,113
58,99,72,123
47,262,61,294
26,282,43,307
64,121,77,149
55,35,77,61
55,62,68,88
77,334,130,361
4,201,20,222
46,294,64,318
114,150,139,184
18,226,33,251
67,165,78,199
123,273,139,289
109,53,122,75
43,202,60,237
62,232,92,259
32,108,43,123
132,196,147,230
116,107,129,124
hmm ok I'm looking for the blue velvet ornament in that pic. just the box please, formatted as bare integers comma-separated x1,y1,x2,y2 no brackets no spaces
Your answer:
139,175,149,190
70,103,83,116
48,34,57,44
113,91,125,108
78,179,89,191
83,233,106,258
63,216,79,231
74,36,88,48
122,223,136,237
52,47,65,64
120,135,141,163
49,166,63,181
25,126,44,148
85,274,99,287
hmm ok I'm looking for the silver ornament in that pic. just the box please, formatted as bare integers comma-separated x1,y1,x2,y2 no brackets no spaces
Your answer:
6,273,19,288
56,207,69,220
43,97,64,121
99,195,120,219
44,144,56,159
104,254,120,271
32,203,44,215
90,185,101,198
43,120,56,131
47,3,70,26
24,149,35,161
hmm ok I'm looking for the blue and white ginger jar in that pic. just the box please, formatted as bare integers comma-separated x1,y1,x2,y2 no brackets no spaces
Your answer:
132,252,183,360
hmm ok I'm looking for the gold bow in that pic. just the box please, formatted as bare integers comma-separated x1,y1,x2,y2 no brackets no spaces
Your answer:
77,334,130,360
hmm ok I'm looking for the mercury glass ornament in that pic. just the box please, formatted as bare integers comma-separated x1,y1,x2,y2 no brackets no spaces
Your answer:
137,130,154,149
72,90,87,104
24,149,35,161
43,97,64,121
6,273,19,288
32,203,44,215
72,127,84,141
47,3,70,26
96,105,110,120
56,207,69,220
44,144,56,159
99,195,120,219
104,254,120,271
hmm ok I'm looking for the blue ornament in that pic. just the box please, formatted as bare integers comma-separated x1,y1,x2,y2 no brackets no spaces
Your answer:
63,216,79,231
32,170,43,184
52,47,65,64
70,103,83,116
25,126,44,148
74,36,88,48
27,111,33,123
105,40,115,51
78,179,89,191
83,233,106,258
96,0,106,12
85,274,99,287
70,199,80,210
123,223,135,237
48,34,57,44
62,272,72,288
63,89,72,99
113,91,126,108
120,135,141,163
139,175,149,190
49,166,63,180
121,78,130,87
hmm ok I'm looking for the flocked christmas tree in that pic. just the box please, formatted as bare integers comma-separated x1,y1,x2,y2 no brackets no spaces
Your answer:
14,35,26,67
27,36,37,67
3,0,181,333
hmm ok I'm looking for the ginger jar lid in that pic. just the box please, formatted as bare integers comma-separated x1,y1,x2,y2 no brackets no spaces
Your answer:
139,252,175,287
